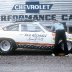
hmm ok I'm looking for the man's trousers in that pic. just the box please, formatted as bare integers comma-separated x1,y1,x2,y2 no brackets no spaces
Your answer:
53,30,69,55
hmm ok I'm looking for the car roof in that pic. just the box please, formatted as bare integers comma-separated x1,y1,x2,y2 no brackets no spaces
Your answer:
2,21,40,28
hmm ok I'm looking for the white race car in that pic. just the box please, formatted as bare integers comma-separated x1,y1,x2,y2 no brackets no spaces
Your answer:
0,21,72,54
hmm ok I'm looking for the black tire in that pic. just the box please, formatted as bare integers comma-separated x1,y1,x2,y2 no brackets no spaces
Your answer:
0,39,16,54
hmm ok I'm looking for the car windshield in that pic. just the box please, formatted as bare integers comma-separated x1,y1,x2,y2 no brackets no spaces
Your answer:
40,24,52,32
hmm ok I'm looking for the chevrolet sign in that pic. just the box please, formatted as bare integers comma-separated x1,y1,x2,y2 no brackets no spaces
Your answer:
12,1,53,13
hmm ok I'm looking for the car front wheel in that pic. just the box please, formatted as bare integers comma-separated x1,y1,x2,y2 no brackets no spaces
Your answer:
0,39,16,54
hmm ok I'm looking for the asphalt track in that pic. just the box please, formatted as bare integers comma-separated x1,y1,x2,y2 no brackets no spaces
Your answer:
0,49,72,72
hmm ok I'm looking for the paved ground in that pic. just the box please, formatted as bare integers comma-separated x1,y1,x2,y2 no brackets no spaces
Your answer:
0,49,72,72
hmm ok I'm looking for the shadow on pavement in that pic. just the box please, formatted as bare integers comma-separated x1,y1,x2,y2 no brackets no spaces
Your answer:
6,48,52,56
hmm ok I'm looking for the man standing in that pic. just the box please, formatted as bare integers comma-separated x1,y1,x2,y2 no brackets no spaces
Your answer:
52,20,69,56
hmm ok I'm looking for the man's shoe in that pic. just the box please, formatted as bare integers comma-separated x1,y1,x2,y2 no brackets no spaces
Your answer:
65,54,72,56
52,53,55,56
65,54,69,56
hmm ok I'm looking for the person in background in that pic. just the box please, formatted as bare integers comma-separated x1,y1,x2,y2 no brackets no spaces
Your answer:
52,20,69,56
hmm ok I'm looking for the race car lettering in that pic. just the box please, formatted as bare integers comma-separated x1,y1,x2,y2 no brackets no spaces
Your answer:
24,34,47,41
32,34,47,37
24,34,47,37
25,34,31,36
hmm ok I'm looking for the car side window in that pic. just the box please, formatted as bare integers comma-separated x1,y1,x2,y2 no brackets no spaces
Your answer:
21,24,27,31
3,24,19,31
21,24,43,32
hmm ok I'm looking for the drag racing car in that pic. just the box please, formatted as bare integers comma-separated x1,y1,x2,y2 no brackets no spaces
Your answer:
0,21,72,54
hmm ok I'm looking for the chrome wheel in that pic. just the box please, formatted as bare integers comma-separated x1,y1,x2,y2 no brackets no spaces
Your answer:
0,40,11,52
61,41,72,51
67,41,72,51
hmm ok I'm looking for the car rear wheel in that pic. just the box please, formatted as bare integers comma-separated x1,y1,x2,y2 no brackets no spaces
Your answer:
0,39,16,54
60,41,72,53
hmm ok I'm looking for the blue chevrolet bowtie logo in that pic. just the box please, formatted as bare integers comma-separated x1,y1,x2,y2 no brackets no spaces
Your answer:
12,1,53,13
